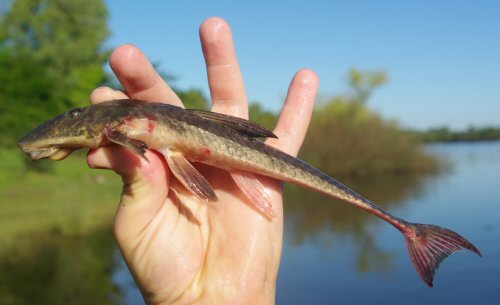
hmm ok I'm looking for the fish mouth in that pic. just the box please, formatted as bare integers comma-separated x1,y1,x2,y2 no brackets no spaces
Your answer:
18,144,74,161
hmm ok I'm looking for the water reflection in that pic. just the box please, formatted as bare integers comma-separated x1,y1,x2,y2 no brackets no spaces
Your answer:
0,227,119,305
278,143,499,305
283,174,430,272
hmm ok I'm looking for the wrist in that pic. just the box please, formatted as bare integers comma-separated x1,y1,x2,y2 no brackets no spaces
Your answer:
145,283,276,305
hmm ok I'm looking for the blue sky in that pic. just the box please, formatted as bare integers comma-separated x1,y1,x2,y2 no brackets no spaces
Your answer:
105,0,499,129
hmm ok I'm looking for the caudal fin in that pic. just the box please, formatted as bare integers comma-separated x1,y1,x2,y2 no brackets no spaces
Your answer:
402,223,481,287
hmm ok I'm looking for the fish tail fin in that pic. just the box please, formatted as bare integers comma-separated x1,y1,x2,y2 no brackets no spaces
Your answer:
400,222,481,287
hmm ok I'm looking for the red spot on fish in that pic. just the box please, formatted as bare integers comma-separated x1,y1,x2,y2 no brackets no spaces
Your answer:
197,147,211,161
145,113,157,133
148,120,155,132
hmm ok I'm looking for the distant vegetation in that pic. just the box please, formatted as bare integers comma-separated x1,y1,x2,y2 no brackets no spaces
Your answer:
0,0,110,145
250,69,441,177
409,126,500,143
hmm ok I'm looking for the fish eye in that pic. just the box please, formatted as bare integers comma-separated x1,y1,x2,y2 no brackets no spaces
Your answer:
67,108,82,118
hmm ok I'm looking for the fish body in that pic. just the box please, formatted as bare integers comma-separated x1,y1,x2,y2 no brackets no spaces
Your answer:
18,99,480,287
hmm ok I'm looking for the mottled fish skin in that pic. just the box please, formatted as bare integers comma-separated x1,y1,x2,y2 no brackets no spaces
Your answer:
18,99,481,287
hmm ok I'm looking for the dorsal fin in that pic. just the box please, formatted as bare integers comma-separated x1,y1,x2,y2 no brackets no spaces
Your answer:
188,109,277,139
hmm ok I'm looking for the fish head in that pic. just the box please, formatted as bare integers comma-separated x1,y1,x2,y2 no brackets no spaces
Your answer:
18,106,107,160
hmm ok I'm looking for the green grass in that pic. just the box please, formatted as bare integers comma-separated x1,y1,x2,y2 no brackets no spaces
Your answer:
0,148,122,248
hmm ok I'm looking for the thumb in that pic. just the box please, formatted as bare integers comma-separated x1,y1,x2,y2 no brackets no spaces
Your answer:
87,146,170,248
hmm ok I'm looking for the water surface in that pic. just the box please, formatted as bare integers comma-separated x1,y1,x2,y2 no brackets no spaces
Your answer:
276,142,499,305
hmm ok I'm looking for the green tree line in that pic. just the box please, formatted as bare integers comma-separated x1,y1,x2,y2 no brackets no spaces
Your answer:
409,126,500,142
0,0,109,144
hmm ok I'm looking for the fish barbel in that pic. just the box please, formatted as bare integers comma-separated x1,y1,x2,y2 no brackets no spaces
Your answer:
18,99,480,286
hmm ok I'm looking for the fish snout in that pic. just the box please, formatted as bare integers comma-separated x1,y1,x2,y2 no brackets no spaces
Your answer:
18,142,74,160
17,139,34,152
17,139,37,156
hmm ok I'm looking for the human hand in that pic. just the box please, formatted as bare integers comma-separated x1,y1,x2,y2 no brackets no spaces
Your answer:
87,17,318,305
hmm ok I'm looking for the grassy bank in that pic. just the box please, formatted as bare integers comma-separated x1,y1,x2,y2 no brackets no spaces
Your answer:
0,149,121,247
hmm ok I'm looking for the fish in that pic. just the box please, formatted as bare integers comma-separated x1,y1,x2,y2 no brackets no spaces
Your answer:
18,99,480,287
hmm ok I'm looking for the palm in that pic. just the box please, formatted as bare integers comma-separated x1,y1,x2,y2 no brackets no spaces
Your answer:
87,18,318,305
117,162,283,304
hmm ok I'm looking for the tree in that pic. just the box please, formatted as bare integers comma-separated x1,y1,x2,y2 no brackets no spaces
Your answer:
300,69,439,176
348,68,388,105
0,49,59,143
1,0,109,106
0,0,110,144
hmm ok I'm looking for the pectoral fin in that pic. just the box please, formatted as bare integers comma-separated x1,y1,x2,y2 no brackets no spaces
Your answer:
160,148,217,202
230,170,276,218
104,126,149,161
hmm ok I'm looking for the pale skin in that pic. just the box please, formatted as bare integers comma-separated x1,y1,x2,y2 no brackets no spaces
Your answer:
87,17,319,305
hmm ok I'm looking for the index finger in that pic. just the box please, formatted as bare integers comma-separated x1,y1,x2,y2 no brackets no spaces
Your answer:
110,44,183,107
90,86,128,105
